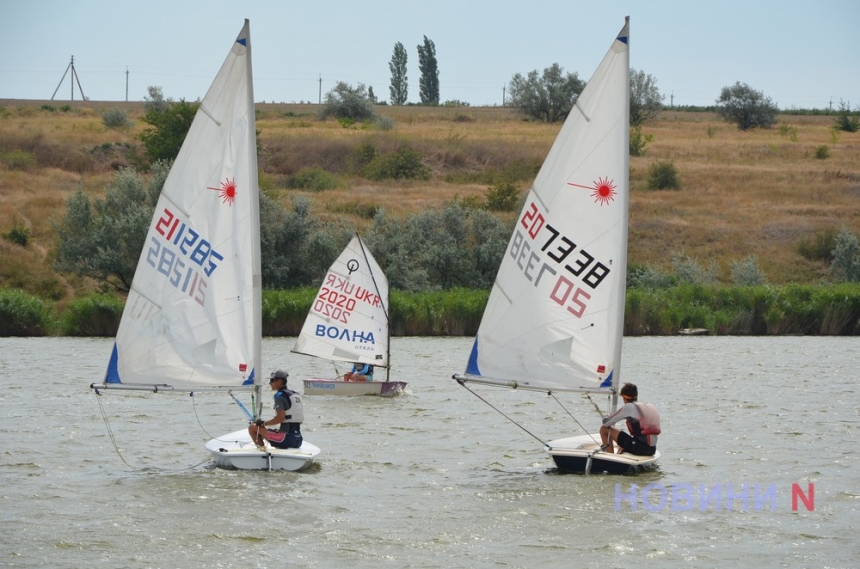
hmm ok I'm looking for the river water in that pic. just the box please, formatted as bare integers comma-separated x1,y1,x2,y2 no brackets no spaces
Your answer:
0,336,858,568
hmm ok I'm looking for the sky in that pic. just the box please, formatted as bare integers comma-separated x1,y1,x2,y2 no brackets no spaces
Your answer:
1,0,858,110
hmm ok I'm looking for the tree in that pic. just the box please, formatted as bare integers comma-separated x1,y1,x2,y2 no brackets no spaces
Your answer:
507,63,585,123
417,36,439,105
833,99,860,133
389,42,408,105
54,163,170,291
259,195,348,289
366,203,509,291
629,69,663,127
716,82,779,130
138,99,199,163
54,165,347,291
318,81,376,122
144,85,170,112
830,228,860,282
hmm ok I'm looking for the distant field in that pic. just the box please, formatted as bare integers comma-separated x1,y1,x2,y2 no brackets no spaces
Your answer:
1,99,858,303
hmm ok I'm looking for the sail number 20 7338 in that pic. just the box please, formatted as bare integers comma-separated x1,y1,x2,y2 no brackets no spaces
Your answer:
511,202,610,318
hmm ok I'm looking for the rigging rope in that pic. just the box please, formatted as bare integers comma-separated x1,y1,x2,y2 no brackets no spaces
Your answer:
457,381,547,446
191,391,219,439
457,380,610,448
585,393,605,417
93,391,217,472
549,393,601,446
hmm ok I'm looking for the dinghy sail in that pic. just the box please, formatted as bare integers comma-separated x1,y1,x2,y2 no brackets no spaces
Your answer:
293,235,407,397
454,17,658,474
91,20,319,471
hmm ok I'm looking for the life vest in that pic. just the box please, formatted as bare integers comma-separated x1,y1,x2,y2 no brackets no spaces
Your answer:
634,402,661,435
276,388,305,424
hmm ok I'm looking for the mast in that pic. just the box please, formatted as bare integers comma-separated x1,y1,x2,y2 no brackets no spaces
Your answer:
243,19,264,418
609,15,631,414
385,272,391,382
357,234,390,380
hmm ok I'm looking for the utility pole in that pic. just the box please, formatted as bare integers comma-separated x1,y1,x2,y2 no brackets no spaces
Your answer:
125,67,129,102
670,91,674,108
51,55,86,101
318,74,322,104
502,85,505,107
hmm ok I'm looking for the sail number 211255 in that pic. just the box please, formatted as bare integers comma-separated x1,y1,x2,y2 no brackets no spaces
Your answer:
146,207,224,307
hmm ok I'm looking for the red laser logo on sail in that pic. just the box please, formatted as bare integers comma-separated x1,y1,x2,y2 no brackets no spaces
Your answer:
568,177,617,206
207,178,237,205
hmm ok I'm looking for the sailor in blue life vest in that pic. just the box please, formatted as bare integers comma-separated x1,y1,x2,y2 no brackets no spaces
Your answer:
599,382,660,456
248,369,304,449
344,362,374,382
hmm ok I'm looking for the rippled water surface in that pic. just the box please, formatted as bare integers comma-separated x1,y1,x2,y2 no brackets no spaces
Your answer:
1,336,858,568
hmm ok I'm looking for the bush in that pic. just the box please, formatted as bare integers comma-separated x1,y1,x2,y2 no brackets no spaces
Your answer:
285,167,340,191
671,253,717,285
731,255,767,285
366,203,510,291
833,100,859,132
796,227,838,262
318,82,376,122
629,126,653,157
778,123,798,141
716,82,779,130
364,148,430,180
102,107,131,129
830,228,860,282
646,160,680,190
0,289,52,336
350,142,378,173
329,201,380,219
59,293,124,336
376,115,395,130
814,145,829,160
628,264,674,290
261,288,317,335
138,99,199,163
2,220,30,247
485,181,521,212
0,149,36,171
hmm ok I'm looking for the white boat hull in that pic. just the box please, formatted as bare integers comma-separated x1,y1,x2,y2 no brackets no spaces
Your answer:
205,429,320,471
302,378,407,397
545,433,660,475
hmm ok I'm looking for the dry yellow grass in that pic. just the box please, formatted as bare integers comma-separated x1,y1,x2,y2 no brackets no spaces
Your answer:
1,100,858,299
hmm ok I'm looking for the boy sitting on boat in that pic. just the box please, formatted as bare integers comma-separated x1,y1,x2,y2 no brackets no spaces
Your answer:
248,370,304,449
599,382,660,456
344,362,374,382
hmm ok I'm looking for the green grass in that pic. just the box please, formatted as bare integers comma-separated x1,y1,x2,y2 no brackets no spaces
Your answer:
3,284,859,337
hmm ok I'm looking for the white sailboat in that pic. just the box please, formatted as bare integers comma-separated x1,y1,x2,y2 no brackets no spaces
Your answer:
292,235,407,397
454,18,658,474
91,20,320,471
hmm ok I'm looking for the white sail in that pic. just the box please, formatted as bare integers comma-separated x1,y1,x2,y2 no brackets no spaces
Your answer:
459,21,630,394
103,20,260,391
292,235,389,368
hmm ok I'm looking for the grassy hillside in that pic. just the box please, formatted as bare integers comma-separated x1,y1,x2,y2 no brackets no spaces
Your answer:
1,99,858,305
